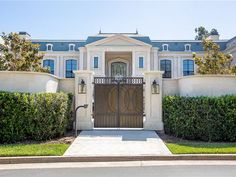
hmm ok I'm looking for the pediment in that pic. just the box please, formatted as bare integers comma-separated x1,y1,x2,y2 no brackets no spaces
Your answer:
86,35,151,47
98,38,139,46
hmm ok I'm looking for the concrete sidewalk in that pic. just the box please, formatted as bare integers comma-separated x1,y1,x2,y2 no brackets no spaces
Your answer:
63,130,171,157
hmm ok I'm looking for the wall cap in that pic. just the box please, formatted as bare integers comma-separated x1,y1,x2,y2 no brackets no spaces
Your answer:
178,74,236,80
0,71,61,79
73,70,94,74
144,71,164,75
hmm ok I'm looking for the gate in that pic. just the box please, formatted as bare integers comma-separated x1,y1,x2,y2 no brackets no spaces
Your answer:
94,77,144,128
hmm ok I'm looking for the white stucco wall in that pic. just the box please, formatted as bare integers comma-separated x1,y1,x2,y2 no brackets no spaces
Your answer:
59,78,75,93
178,75,236,97
162,79,179,96
0,71,59,93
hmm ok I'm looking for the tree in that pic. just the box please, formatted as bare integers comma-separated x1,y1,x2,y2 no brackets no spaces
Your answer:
193,39,236,74
195,26,209,40
0,32,48,72
210,28,219,35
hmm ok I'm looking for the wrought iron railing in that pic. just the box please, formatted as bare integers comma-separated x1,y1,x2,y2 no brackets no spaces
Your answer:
94,77,144,85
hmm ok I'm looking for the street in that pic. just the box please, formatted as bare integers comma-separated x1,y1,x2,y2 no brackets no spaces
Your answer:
0,161,236,177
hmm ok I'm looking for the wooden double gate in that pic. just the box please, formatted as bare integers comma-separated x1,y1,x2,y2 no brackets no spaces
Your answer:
94,77,144,128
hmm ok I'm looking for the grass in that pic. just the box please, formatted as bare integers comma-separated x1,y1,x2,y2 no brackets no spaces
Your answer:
0,143,70,157
166,142,236,154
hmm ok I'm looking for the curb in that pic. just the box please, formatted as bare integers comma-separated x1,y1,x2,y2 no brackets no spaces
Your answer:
1,155,236,164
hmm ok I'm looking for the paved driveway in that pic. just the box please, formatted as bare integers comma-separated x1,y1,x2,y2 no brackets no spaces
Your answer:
64,130,171,156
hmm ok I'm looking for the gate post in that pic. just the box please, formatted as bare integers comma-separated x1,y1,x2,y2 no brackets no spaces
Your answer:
144,71,164,130
74,70,94,130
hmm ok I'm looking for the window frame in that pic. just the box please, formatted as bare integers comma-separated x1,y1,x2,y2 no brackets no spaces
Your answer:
43,59,55,75
184,44,191,52
65,59,77,78
160,59,172,78
46,44,53,51
138,56,144,68
69,44,75,51
162,44,169,51
93,56,99,69
183,59,194,76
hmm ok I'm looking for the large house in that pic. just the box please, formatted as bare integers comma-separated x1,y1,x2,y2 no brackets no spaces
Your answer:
1,31,236,130
22,31,236,80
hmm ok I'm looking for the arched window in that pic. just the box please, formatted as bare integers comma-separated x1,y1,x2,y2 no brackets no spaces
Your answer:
46,44,53,51
43,59,54,74
69,44,75,51
66,59,77,78
162,44,169,51
185,44,191,51
160,60,172,78
183,59,194,76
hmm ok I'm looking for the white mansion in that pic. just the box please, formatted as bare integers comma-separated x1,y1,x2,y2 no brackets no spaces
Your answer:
22,31,236,79
1,31,236,130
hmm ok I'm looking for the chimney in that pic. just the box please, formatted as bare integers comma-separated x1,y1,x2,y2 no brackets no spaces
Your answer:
18,31,31,40
207,34,219,41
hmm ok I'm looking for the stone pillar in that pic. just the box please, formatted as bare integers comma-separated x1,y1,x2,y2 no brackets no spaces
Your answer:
144,71,164,130
74,70,94,130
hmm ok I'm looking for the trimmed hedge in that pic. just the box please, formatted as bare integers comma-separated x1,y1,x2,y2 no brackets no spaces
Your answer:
0,91,73,143
163,95,236,142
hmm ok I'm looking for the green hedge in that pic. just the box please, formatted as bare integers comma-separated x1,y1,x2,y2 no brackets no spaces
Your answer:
163,95,236,142
0,91,73,143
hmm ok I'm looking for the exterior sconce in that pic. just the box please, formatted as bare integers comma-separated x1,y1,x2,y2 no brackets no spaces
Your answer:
152,80,160,94
78,79,86,94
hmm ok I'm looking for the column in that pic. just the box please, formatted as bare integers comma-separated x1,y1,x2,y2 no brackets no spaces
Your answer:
56,56,60,77
87,50,91,71
144,71,164,130
74,70,94,130
132,50,136,76
153,48,159,70
102,51,105,76
146,49,151,71
79,47,84,70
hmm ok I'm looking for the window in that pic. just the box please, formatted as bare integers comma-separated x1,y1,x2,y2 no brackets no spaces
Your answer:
93,57,99,68
66,59,77,78
162,44,169,51
43,59,54,75
46,44,53,51
160,60,172,78
139,57,144,68
69,44,75,51
183,59,194,76
185,44,191,51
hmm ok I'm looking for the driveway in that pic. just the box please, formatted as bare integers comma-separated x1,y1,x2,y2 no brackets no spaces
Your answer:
64,130,171,156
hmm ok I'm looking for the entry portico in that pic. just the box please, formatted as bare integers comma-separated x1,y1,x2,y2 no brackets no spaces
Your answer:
81,34,152,77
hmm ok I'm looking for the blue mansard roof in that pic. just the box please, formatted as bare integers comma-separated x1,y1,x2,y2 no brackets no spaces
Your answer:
32,40,86,51
32,34,232,52
151,40,227,51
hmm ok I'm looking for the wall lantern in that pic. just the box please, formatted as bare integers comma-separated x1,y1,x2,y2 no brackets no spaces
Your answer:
78,79,86,94
152,80,160,94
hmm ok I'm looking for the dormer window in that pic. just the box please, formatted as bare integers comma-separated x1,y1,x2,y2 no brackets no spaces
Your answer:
46,44,53,51
69,44,75,51
185,44,191,51
162,44,169,51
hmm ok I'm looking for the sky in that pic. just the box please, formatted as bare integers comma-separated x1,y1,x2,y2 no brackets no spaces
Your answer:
1,1,236,40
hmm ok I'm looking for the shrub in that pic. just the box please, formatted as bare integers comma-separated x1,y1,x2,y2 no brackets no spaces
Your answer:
0,91,73,143
163,95,236,142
